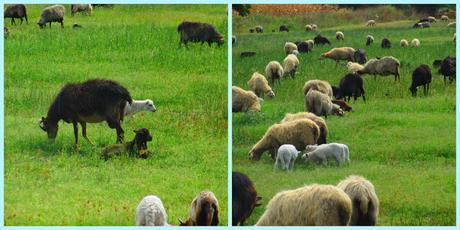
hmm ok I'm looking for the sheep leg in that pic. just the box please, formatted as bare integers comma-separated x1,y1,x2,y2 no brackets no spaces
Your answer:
20,18,23,25
11,18,15,25
60,20,64,28
289,158,295,171
49,22,51,28
80,122,95,146
72,121,79,145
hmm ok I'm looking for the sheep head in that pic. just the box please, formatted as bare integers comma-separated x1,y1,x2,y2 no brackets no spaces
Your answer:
145,100,157,112
39,116,58,139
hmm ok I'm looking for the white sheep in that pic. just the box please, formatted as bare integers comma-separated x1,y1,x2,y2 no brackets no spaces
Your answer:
336,31,344,40
247,72,275,99
301,143,350,166
400,39,408,47
232,86,262,112
71,4,92,16
135,195,169,226
274,144,300,171
311,24,317,30
346,62,364,73
283,54,299,79
284,42,298,55
366,20,376,26
441,15,449,22
306,40,314,49
319,47,356,64
411,38,420,47
305,90,343,118
124,99,156,116
265,61,284,85
305,24,313,31
366,35,374,45
357,56,401,82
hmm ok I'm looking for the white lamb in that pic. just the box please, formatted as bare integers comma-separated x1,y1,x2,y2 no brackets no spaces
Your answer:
124,99,157,116
274,144,300,171
301,143,350,166
135,195,169,226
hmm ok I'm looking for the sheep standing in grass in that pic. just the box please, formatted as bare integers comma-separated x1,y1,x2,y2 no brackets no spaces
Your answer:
283,54,299,79
248,119,319,161
71,4,92,16
353,49,367,64
274,144,300,171
265,61,284,85
295,41,311,53
284,42,298,55
433,56,456,84
124,99,156,116
232,86,261,112
314,34,331,45
306,39,314,49
311,24,317,30
336,31,344,40
281,112,328,145
301,143,350,166
400,39,408,47
305,90,344,118
366,20,376,26
136,195,169,226
247,72,275,99
366,35,374,46
334,73,366,102
320,47,356,65
180,191,219,226
256,184,352,226
411,38,420,47
409,64,432,96
357,56,401,82
346,62,364,73
4,4,28,25
381,38,391,48
37,5,65,29
337,175,379,226
233,172,261,226
305,24,313,31
303,80,333,99
441,15,449,22
178,21,224,47
279,24,289,32
255,25,263,33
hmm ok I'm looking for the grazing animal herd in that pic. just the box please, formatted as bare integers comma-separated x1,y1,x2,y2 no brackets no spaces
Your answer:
233,14,455,226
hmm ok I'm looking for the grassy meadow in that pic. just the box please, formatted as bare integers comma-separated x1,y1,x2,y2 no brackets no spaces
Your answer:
232,9,456,226
4,4,227,225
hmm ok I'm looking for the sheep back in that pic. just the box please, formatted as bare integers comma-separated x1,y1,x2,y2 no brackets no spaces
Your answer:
38,5,65,26
232,86,261,112
320,47,356,62
281,112,328,145
303,80,333,98
178,21,224,46
135,195,168,226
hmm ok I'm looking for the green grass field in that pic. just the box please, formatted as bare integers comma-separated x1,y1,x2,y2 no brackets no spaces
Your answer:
232,14,456,225
4,4,227,226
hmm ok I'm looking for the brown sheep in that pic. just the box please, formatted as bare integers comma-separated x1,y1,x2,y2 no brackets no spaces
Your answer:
303,80,333,98
232,86,261,112
180,191,219,226
305,90,344,118
247,72,275,99
281,112,328,145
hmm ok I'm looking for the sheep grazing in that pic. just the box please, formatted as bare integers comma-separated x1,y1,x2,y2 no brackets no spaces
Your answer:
366,20,376,26
409,64,432,97
305,24,313,31
336,31,344,40
335,73,366,102
411,38,420,48
123,99,156,116
433,56,456,84
295,41,311,53
279,24,289,32
232,172,261,226
177,21,224,47
337,175,379,226
311,24,317,30
353,49,367,64
314,34,331,45
255,25,263,33
4,4,28,25
265,61,284,86
232,86,261,112
381,38,391,48
320,47,356,64
303,79,333,99
180,191,219,226
302,143,350,166
135,195,169,226
357,56,401,82
447,22,456,27
366,35,374,46
248,119,319,161
283,54,299,79
413,22,430,28
240,51,256,58
256,184,352,226
39,79,132,145
249,28,255,33
71,4,93,16
247,72,275,99
274,144,300,171
281,112,328,145
37,5,65,29
346,62,364,74
102,128,153,160
305,90,344,118
232,35,236,45
441,15,449,22
332,99,353,112
400,39,408,47
284,42,298,55
306,39,314,49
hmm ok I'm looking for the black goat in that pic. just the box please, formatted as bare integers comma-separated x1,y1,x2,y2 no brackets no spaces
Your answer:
409,64,432,96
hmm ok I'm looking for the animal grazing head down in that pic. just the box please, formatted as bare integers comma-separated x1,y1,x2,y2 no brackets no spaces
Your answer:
248,148,261,161
215,34,224,46
145,100,157,112
181,191,219,226
409,86,417,96
266,90,275,99
319,53,326,60
39,117,58,139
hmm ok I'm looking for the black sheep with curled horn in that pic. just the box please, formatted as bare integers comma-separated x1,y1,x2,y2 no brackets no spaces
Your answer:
39,79,132,145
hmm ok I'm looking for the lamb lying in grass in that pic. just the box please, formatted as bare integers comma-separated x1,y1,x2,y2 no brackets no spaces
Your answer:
274,144,300,171
301,143,350,166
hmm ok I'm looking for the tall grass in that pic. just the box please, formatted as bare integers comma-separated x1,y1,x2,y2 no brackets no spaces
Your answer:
4,4,228,225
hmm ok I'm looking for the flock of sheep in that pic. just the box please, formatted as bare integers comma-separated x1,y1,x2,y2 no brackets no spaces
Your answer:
232,14,455,226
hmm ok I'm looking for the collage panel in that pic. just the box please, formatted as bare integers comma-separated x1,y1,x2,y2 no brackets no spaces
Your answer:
232,4,456,226
4,4,228,226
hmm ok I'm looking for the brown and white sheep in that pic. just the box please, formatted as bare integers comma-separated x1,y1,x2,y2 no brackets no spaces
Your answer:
248,119,319,161
303,80,333,99
319,47,356,64
305,90,344,118
256,184,352,226
337,175,379,226
247,72,275,99
284,42,298,55
232,86,261,112
281,112,328,145
283,54,299,79
357,56,401,82
180,191,219,226
265,61,284,85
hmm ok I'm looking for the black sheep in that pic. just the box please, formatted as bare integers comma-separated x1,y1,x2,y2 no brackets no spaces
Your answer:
4,4,28,25
335,73,366,102
409,64,432,96
381,38,391,48
314,34,331,45
433,56,456,84
255,26,263,33
232,172,261,226
354,49,367,64
279,24,289,32
39,79,132,145
249,28,255,33
366,36,373,46
177,21,224,47
295,41,311,53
